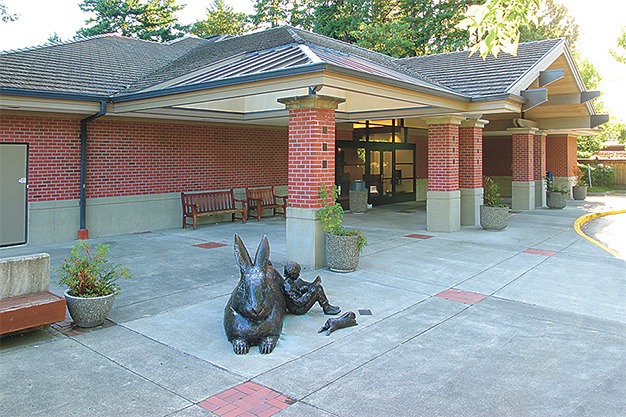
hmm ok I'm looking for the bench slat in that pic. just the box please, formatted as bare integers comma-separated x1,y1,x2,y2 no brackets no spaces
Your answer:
181,189,246,229
0,291,66,334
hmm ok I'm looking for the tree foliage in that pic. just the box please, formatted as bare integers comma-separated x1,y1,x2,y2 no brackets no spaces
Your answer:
459,0,542,58
76,0,188,42
191,0,251,37
519,0,578,48
610,26,626,64
0,1,17,23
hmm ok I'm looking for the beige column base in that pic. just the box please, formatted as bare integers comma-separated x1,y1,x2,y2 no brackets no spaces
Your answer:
535,179,546,208
286,207,325,270
427,190,461,232
461,188,483,226
512,181,536,210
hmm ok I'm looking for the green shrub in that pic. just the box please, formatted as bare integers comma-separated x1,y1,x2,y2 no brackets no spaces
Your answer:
317,184,367,253
580,164,615,188
56,242,130,297
482,176,506,207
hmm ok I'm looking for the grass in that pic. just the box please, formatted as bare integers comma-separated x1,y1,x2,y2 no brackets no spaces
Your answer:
587,186,614,193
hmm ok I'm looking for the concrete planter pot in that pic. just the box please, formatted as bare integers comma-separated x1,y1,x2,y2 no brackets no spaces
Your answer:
64,289,115,328
572,185,587,200
326,233,360,272
480,205,508,231
547,192,567,209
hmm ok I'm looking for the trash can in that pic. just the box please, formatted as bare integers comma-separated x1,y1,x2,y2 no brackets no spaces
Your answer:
349,180,368,214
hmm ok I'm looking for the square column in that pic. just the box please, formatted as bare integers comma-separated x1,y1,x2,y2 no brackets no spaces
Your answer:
423,116,465,232
546,134,578,198
509,127,536,210
533,130,547,207
459,118,488,226
278,94,345,269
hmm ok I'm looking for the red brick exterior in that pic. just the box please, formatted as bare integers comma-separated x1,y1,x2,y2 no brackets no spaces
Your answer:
0,115,288,202
410,134,428,179
427,124,459,191
533,133,547,180
546,134,577,176
287,108,336,208
459,126,483,188
512,132,535,181
483,136,512,176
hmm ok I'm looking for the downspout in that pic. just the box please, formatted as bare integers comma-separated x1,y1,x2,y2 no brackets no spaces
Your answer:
78,100,107,240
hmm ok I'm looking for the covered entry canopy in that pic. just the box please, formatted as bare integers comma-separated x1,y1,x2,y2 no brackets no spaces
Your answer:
0,26,605,132
0,25,607,255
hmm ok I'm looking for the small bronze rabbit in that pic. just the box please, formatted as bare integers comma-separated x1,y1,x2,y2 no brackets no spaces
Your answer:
224,234,286,354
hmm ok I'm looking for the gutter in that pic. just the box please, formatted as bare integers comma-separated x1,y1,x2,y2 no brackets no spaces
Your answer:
78,100,107,240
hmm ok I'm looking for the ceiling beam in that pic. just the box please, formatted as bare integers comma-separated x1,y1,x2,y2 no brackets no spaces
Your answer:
539,69,564,87
521,88,548,111
536,115,609,129
540,91,602,106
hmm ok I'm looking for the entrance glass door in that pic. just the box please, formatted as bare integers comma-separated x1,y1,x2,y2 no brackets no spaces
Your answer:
369,150,394,205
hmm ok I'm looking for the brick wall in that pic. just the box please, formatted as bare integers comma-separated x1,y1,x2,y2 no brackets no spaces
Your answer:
511,132,534,181
482,136,512,177
287,108,336,208
459,126,482,188
546,135,571,176
410,133,428,179
1,115,288,202
427,124,459,191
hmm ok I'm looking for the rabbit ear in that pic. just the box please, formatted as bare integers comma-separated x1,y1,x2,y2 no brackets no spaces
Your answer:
254,235,270,269
234,234,252,271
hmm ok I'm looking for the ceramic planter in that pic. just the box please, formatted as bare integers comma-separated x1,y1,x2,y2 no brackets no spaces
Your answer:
547,191,567,209
325,233,360,272
572,185,587,200
480,205,508,231
64,289,115,327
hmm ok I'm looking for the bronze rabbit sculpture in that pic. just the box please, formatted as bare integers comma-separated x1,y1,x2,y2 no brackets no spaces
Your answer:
224,234,286,355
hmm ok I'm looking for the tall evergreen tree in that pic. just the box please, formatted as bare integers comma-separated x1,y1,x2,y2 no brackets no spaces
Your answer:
519,0,578,48
76,0,188,42
191,0,250,37
0,1,17,23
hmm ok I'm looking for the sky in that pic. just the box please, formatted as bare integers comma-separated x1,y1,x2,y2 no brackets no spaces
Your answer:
0,0,624,119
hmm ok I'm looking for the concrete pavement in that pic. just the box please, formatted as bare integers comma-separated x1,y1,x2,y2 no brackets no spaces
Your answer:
1,196,625,417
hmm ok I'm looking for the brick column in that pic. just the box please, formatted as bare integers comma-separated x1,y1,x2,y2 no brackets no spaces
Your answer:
278,94,345,269
509,127,536,210
533,130,547,207
423,116,465,232
459,118,488,226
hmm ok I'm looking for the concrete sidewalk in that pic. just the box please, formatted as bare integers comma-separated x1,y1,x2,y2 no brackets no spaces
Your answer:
1,197,625,417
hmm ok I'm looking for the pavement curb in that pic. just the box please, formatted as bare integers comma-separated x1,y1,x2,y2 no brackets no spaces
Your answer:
574,209,626,258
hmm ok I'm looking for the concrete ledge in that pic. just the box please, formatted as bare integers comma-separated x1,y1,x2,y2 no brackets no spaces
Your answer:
461,188,483,226
0,253,50,299
427,190,461,232
286,207,325,270
535,179,547,208
512,181,536,211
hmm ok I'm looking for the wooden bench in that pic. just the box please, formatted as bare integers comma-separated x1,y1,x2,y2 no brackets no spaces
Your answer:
0,292,66,335
246,186,288,222
181,189,247,230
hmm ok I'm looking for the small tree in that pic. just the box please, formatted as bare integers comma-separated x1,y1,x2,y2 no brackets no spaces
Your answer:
191,0,251,37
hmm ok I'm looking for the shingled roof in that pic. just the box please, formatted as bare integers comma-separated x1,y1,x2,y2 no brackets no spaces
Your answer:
0,34,209,96
0,26,566,102
397,38,564,99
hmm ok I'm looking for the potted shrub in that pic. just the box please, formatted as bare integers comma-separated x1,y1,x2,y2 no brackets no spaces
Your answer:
546,177,568,209
572,165,588,200
318,183,367,272
480,176,509,231
56,241,130,327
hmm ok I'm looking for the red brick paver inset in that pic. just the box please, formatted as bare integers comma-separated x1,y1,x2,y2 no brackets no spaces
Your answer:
198,382,295,417
523,248,557,257
436,289,488,305
193,242,228,249
405,234,433,239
